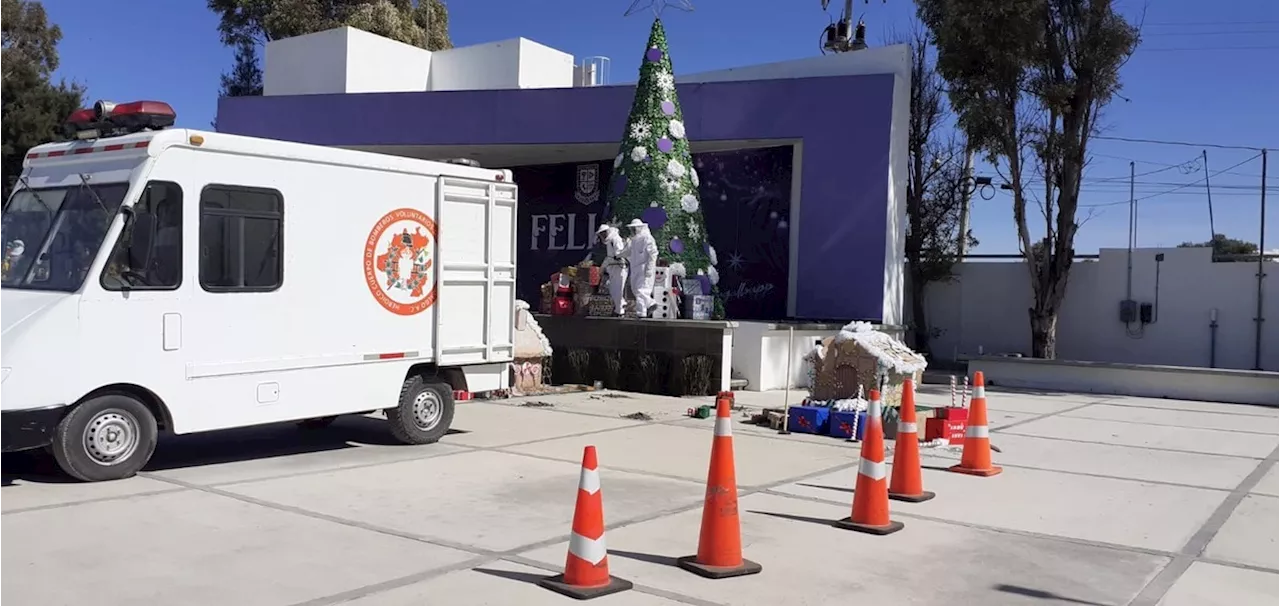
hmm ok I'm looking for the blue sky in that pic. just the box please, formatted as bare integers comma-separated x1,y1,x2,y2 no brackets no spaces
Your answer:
42,0,1279,254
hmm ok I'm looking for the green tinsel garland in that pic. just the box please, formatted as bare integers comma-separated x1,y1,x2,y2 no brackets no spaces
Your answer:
603,18,724,320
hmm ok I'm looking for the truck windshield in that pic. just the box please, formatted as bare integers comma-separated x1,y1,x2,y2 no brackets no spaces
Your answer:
1,181,130,292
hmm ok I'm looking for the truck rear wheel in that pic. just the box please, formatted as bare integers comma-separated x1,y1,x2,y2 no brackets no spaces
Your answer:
50,394,158,482
386,375,454,445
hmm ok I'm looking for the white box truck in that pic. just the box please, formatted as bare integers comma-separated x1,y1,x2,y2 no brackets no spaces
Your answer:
1,100,518,481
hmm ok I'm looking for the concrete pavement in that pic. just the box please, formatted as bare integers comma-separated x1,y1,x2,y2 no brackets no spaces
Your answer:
2,386,1276,605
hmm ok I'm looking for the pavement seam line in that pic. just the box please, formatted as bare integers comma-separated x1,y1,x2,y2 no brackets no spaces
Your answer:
1052,412,1279,435
987,401,1103,432
995,431,1271,460
282,554,494,606
258,457,864,606
913,457,1239,493
1125,448,1280,606
757,488,1183,560
0,487,191,516
1070,401,1280,419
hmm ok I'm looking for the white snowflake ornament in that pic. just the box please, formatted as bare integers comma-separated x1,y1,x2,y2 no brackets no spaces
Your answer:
691,168,699,187
708,266,720,286
680,193,699,213
630,121,651,141
708,245,718,266
687,222,701,240
668,120,686,140
631,146,649,163
655,72,675,91
662,176,682,193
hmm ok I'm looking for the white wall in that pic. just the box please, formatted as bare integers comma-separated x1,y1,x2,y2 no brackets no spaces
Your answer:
264,28,573,95
915,247,1279,372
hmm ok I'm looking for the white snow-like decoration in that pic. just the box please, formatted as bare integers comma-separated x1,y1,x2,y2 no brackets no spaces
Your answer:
614,153,623,169
668,119,686,140
631,146,649,163
696,268,705,275
707,265,720,286
662,176,682,193
691,168,699,187
687,222,701,240
630,121,651,141
667,262,687,278
708,245,718,266
680,193,699,213
513,299,553,357
655,72,675,91
833,320,928,374
666,160,686,179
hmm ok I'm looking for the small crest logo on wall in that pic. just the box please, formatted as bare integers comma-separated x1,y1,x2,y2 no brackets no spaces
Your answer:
364,208,439,316
575,163,600,206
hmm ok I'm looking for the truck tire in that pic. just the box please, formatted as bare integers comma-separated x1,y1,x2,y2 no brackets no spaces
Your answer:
50,394,158,482
386,375,454,445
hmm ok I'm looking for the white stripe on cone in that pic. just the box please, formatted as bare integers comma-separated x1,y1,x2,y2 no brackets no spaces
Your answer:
579,467,601,495
859,457,887,482
714,416,733,437
569,532,608,565
898,421,918,434
973,386,986,399
965,425,990,439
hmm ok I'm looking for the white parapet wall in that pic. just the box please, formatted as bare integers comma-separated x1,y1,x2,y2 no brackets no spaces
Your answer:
731,321,910,392
263,27,574,96
968,356,1280,407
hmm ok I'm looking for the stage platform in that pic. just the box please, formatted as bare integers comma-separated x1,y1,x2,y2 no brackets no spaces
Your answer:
533,315,737,396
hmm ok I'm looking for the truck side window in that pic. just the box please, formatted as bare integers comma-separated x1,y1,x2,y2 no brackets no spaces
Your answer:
100,181,183,291
199,185,283,292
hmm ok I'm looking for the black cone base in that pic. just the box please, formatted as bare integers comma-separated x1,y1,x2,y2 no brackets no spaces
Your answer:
538,574,633,600
888,490,936,503
833,517,905,536
676,555,763,579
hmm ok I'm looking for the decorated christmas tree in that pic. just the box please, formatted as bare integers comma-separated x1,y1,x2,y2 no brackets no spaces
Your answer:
604,18,723,318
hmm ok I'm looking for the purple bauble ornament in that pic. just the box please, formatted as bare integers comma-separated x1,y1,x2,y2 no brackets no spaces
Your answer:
641,206,668,231
661,101,676,116
697,275,712,295
657,137,674,154
703,242,712,255
645,47,663,63
669,236,685,254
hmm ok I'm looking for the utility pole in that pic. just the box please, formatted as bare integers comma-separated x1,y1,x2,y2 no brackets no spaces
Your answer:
1254,149,1268,371
1202,150,1216,241
1125,161,1135,303
956,146,975,257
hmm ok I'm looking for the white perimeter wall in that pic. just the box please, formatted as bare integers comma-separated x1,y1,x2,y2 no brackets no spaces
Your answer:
914,247,1279,372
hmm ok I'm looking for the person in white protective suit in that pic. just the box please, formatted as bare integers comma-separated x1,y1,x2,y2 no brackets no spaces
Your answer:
595,224,629,316
625,218,658,318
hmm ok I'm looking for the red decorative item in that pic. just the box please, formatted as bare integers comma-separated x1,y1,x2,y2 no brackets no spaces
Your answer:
934,407,969,422
587,266,601,287
551,293,575,316
925,418,966,445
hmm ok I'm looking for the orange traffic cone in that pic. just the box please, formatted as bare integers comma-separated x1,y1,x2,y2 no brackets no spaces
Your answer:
539,446,634,600
834,390,905,535
678,396,763,579
949,372,1003,477
888,379,936,503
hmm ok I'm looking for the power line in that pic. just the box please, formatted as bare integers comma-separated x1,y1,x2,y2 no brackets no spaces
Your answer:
1081,153,1264,207
1093,135,1277,152
1088,152,1276,180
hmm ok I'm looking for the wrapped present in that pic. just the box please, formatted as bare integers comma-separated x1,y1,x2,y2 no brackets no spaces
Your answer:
682,278,705,296
586,294,616,317
551,272,573,294
829,410,868,440
787,405,830,435
925,417,966,445
684,295,713,320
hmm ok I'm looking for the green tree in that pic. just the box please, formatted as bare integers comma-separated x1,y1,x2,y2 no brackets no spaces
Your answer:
220,38,264,98
917,0,1139,358
207,0,452,50
1,0,83,198
897,25,975,357
603,19,721,318
1178,234,1259,258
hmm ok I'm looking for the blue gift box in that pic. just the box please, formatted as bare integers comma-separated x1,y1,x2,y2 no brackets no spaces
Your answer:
787,405,830,435
828,411,867,440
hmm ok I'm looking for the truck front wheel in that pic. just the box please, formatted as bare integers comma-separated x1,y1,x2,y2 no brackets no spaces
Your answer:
386,375,454,445
50,394,158,482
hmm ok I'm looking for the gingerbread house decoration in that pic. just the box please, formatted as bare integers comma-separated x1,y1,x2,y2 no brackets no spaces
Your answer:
806,321,927,408
511,300,554,394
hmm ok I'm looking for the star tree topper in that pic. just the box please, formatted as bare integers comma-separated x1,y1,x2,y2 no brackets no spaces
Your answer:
625,0,695,18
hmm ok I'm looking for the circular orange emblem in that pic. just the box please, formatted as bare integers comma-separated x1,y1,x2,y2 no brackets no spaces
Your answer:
363,208,439,316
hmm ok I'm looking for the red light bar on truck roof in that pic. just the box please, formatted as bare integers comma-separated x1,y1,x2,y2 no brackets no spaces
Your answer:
63,99,177,140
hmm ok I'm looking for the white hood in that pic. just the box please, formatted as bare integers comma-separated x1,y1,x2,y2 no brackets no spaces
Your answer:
2,290,73,337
